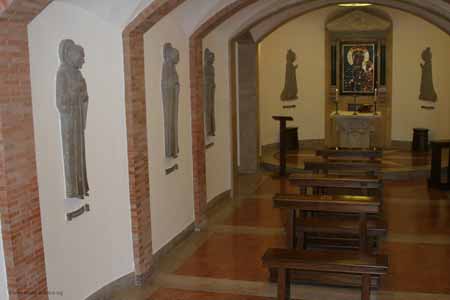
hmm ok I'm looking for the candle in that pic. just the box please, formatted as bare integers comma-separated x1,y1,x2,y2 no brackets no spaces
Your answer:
374,88,378,103
336,88,339,101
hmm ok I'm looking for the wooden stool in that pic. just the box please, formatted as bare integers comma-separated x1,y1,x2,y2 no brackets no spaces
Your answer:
412,128,429,152
285,127,299,151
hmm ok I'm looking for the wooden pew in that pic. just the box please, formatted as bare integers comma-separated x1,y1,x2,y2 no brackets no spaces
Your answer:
272,193,385,287
273,193,381,252
289,173,383,197
296,214,387,251
303,160,382,176
262,248,388,300
316,148,383,160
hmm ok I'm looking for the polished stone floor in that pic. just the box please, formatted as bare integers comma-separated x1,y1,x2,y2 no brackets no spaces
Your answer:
111,173,450,300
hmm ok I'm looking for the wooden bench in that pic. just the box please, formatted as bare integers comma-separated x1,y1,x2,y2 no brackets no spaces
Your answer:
296,215,387,251
262,248,388,300
428,139,450,190
304,160,382,176
289,173,383,197
316,148,383,160
273,193,381,252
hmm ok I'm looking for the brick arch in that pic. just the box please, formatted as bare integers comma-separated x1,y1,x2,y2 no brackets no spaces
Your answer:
3,1,450,297
0,1,52,299
123,0,450,284
187,0,450,205
245,0,450,43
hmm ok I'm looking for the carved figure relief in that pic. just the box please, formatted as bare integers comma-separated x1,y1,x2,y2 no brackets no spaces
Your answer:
280,49,298,101
162,43,180,158
204,48,216,137
56,39,89,199
419,47,437,102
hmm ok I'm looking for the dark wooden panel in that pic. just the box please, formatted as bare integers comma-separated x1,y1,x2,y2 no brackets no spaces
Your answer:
273,193,380,214
316,148,383,159
262,248,388,275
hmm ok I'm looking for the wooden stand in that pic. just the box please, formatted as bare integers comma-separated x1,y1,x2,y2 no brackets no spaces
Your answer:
428,140,450,190
272,116,294,177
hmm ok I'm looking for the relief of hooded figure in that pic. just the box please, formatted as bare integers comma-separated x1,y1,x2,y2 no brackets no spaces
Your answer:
161,43,180,158
56,39,89,199
419,47,437,102
204,48,216,137
281,49,299,101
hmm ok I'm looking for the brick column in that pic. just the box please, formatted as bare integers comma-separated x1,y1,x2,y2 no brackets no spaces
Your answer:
122,0,186,285
189,37,207,225
0,2,51,297
188,0,259,224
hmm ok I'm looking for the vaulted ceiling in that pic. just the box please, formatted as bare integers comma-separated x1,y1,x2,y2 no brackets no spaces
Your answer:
2,0,450,36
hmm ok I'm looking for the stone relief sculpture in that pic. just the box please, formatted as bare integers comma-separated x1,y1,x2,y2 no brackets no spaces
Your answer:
281,49,299,101
204,48,216,137
56,39,89,199
162,43,180,158
419,47,437,102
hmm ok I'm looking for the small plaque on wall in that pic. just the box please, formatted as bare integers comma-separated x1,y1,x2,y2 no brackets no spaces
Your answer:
66,204,90,221
165,164,179,175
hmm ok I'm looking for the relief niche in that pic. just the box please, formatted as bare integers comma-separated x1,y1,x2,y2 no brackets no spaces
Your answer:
56,39,89,200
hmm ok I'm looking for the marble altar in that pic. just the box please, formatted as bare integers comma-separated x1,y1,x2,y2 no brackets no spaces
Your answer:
331,111,381,148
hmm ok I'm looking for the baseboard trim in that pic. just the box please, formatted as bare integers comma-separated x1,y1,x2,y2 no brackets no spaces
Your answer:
207,189,231,211
261,139,325,151
390,140,412,150
154,221,196,263
84,190,232,299
85,272,135,300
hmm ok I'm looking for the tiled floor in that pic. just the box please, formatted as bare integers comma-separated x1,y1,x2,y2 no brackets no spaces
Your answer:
111,172,450,300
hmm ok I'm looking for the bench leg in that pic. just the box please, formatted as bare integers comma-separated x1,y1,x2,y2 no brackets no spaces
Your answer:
278,268,290,300
286,209,296,249
297,230,305,249
360,213,368,254
361,275,370,300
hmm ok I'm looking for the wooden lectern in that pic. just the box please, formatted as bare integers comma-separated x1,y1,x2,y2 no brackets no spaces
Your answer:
272,116,294,177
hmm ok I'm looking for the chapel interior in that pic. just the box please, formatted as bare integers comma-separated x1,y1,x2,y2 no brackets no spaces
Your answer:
1,1,450,300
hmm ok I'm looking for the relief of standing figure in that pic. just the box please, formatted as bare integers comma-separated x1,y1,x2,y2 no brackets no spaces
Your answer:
161,43,180,158
56,39,89,199
204,48,216,137
419,47,437,102
281,49,299,101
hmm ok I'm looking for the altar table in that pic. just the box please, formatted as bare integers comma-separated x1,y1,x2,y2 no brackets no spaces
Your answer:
331,111,382,149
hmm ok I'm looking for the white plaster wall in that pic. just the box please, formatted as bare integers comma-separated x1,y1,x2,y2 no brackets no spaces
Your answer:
144,2,195,253
258,6,450,146
203,34,232,202
0,222,8,300
28,2,134,300
258,7,334,146
389,8,450,141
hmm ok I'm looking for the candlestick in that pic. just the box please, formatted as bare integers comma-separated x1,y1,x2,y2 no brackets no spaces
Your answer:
335,88,339,115
374,88,378,115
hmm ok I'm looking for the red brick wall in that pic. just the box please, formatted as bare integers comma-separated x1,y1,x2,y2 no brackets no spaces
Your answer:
0,1,52,299
188,0,259,225
2,0,449,297
122,0,187,285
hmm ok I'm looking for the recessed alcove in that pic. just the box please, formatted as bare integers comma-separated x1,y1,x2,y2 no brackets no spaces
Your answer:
325,8,393,148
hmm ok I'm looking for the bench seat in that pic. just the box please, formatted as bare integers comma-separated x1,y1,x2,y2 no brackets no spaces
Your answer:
297,215,386,236
296,215,387,250
262,248,388,300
